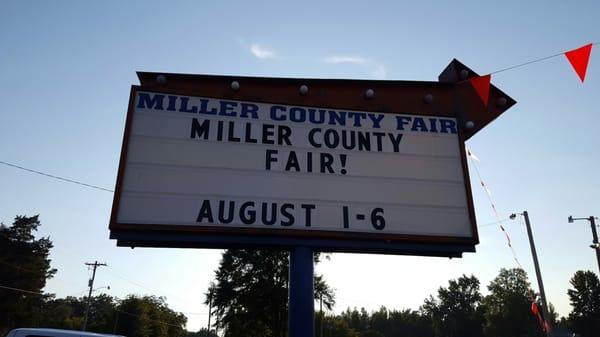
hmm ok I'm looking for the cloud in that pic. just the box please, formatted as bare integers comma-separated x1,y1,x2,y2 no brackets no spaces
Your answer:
324,55,387,79
324,56,369,65
371,64,387,79
250,43,276,59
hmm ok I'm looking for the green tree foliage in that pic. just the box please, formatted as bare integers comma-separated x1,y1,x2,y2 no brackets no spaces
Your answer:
208,249,335,337
567,270,600,337
482,268,542,337
116,295,187,337
315,274,335,311
0,215,188,337
340,307,370,333
421,275,484,337
87,294,119,333
319,313,359,337
40,297,80,330
3,214,589,337
41,295,115,332
187,327,219,337
38,294,187,337
547,302,559,327
319,307,433,337
386,309,434,337
0,215,56,334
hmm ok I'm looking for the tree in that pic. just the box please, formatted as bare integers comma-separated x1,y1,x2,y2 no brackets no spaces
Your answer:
39,294,186,336
0,215,56,334
187,327,219,337
332,307,433,337
203,282,217,337
40,296,88,331
546,302,559,328
340,307,369,334
367,306,433,337
386,309,433,337
321,314,359,337
369,307,389,337
84,294,118,333
315,274,335,311
208,249,335,337
116,295,187,337
567,270,600,337
39,297,80,330
421,275,484,337
483,268,542,337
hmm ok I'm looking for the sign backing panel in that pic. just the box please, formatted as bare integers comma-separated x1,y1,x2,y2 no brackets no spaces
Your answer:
111,63,520,256
108,73,495,257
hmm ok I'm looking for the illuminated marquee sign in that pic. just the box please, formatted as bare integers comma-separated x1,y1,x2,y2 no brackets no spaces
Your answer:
110,61,515,257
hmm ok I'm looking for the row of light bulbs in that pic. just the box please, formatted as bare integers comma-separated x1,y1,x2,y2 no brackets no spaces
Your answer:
154,74,512,130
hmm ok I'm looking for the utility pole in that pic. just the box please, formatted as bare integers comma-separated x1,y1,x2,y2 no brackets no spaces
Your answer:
511,211,552,336
568,216,600,275
83,261,107,331
589,216,600,274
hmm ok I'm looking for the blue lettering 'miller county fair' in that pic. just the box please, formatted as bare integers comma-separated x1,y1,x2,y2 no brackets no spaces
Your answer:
136,92,458,133
112,89,474,252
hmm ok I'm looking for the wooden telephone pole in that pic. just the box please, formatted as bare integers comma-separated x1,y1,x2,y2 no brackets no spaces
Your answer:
83,261,107,331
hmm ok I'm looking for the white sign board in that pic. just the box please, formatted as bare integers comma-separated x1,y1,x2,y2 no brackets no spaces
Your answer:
112,90,475,242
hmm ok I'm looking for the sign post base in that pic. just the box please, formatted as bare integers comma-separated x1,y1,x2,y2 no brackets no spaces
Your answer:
289,246,314,337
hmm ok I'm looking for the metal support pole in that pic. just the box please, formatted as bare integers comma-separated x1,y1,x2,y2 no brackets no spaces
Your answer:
289,246,314,337
588,217,600,275
523,211,552,336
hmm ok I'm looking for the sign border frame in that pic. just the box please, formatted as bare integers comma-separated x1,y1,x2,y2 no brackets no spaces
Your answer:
109,85,479,252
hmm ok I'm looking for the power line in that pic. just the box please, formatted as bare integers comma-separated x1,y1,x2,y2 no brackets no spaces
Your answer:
2,44,598,194
479,217,511,228
67,289,92,297
0,284,45,296
0,253,91,292
0,285,186,329
0,160,113,192
0,257,44,274
0,284,88,299
3,230,203,317
103,266,196,306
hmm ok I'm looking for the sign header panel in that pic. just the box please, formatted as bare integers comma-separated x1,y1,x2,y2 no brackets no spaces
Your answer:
110,88,476,248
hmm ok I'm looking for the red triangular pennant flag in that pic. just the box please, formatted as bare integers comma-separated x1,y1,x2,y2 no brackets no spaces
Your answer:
531,302,539,316
565,43,593,82
469,74,491,106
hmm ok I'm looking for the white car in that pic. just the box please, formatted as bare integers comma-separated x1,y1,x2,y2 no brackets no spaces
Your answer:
5,328,126,337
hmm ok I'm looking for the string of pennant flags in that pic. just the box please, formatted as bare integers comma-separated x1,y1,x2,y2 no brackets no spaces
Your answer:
466,147,550,333
469,43,596,106
465,148,521,266
464,42,598,332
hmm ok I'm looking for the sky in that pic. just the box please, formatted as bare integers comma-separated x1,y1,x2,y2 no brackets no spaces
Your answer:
1,0,600,332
